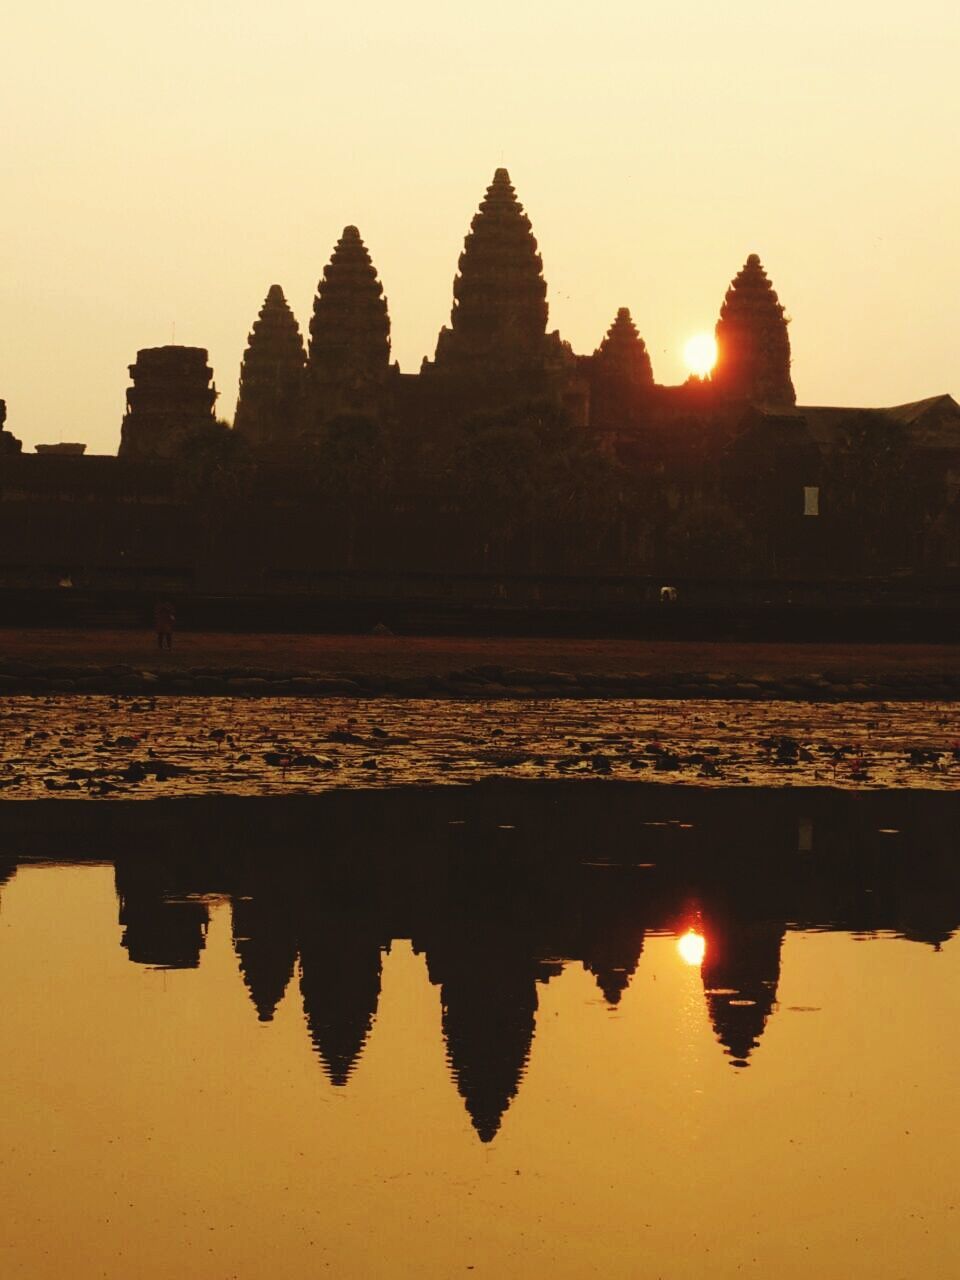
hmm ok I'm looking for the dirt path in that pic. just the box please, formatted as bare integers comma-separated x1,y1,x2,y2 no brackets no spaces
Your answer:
2,628,959,681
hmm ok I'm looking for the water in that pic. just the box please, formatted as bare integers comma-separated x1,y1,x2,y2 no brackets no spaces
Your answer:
1,788,959,1277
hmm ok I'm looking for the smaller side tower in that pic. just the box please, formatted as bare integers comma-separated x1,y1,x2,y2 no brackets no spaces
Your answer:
713,255,795,406
234,285,306,456
586,308,655,430
306,226,391,428
119,347,219,459
593,308,654,388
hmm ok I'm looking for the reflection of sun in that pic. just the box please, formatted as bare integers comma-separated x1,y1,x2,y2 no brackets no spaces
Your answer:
677,929,706,967
683,333,717,378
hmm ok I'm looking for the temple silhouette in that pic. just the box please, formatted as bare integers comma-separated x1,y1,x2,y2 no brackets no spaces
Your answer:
117,168,800,461
96,839,960,1139
104,860,791,1140
4,787,953,1144
3,167,960,610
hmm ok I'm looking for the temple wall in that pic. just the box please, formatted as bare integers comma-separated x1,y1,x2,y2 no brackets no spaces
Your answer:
1,446,958,607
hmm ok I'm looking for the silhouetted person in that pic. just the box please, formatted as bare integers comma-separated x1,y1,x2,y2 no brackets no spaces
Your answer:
153,600,176,649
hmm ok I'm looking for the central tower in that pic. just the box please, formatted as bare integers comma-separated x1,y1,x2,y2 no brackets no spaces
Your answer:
432,168,550,375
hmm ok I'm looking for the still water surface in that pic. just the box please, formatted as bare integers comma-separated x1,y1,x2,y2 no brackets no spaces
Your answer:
1,797,959,1278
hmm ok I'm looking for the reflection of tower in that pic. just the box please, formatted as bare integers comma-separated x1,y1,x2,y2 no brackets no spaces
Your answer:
585,933,644,1006
299,912,386,1086
114,860,209,969
231,887,299,1022
579,872,647,1007
895,883,960,950
701,912,786,1068
427,931,541,1143
0,857,17,909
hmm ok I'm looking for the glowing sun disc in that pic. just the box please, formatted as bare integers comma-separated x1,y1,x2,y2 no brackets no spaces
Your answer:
683,333,717,378
677,929,706,967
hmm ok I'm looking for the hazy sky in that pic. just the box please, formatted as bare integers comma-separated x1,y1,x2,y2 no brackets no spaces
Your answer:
3,0,958,453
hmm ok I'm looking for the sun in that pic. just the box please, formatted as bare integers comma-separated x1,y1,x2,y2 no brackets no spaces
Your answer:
677,929,706,967
683,333,718,379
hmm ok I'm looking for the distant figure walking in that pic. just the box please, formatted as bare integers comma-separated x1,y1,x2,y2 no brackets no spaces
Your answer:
154,600,176,650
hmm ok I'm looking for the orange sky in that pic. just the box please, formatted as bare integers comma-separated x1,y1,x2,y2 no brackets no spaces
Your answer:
3,0,958,453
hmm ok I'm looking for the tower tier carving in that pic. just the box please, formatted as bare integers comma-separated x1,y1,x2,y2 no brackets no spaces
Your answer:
433,169,553,376
119,347,219,460
234,284,306,454
307,226,391,427
714,254,795,406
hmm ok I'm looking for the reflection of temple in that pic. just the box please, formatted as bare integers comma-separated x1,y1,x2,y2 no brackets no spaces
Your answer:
701,910,786,1068
22,788,956,1142
422,925,545,1143
299,910,387,1087
230,877,299,1022
0,857,17,909
115,858,209,969
577,867,650,1007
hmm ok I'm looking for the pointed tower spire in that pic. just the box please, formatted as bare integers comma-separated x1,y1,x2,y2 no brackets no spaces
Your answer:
234,284,306,454
306,226,390,428
593,308,654,388
714,254,795,406
433,168,549,374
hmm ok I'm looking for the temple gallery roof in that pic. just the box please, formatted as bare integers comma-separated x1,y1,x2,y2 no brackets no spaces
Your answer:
885,395,960,439
767,395,960,450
